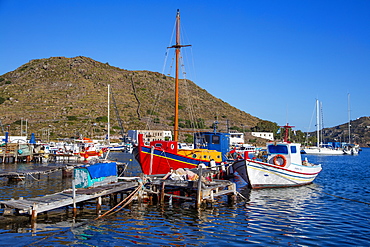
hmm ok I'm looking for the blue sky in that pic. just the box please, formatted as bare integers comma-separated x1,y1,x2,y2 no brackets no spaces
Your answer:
1,0,369,132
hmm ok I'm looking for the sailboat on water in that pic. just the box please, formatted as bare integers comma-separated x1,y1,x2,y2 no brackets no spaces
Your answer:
303,99,343,155
133,10,230,175
342,93,360,155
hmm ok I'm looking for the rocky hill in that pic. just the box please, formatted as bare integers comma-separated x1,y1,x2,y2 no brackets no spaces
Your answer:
318,116,370,147
0,56,260,142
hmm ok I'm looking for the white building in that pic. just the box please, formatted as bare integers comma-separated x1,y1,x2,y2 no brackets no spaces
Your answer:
251,132,274,141
127,130,172,144
229,132,244,146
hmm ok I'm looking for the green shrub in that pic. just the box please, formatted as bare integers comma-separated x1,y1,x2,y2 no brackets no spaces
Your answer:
96,116,108,122
67,116,78,121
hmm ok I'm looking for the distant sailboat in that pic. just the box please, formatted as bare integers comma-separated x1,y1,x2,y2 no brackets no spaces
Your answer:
303,99,343,155
343,93,360,155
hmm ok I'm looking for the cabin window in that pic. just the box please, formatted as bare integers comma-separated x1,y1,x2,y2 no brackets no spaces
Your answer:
290,146,297,153
268,145,288,154
155,143,162,147
203,155,207,159
204,135,211,143
212,135,220,144
192,154,197,158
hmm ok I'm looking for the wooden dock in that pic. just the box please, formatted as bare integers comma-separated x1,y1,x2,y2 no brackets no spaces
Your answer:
0,166,66,181
144,167,237,207
0,167,237,226
147,178,236,207
0,143,34,163
0,180,140,217
0,143,82,164
0,164,80,181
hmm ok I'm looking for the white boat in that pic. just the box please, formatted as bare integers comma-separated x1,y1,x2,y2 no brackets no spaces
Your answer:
102,142,133,153
303,99,344,155
236,144,257,153
343,144,360,155
232,124,322,189
303,144,344,155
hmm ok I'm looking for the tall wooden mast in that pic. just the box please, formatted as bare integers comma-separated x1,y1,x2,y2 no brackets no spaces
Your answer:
169,9,190,142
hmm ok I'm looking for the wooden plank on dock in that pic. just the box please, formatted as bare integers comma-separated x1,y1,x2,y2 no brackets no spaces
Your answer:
0,180,139,215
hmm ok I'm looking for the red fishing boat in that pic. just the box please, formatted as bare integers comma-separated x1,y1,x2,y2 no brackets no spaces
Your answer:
133,10,230,175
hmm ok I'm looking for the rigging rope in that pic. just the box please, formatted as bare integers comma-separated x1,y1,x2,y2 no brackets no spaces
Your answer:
144,17,177,130
304,100,317,146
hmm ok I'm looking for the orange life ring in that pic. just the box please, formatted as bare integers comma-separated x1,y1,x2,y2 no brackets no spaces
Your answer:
273,154,287,167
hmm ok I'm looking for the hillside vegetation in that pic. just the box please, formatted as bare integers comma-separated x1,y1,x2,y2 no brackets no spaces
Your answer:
0,56,261,142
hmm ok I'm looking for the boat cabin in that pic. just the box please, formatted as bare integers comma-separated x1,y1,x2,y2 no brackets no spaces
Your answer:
267,142,302,166
194,132,230,161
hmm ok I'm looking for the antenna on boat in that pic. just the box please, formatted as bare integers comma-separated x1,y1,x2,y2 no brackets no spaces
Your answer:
168,9,191,142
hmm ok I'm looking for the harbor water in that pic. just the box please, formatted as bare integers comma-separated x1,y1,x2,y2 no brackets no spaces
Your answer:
0,149,369,246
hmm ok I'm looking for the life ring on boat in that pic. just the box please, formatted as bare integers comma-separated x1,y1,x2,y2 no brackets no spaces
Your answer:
273,155,286,167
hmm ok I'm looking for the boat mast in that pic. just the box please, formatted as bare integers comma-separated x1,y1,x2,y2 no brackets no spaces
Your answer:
174,10,180,142
316,99,320,147
169,9,190,142
348,93,351,144
107,84,110,144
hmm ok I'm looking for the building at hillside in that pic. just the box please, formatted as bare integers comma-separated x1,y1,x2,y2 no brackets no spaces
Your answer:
251,132,274,141
127,130,172,144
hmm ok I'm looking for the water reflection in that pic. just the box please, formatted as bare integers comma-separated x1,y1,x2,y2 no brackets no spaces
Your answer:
0,151,370,246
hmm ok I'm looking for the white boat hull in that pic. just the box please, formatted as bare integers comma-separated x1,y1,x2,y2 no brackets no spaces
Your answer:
233,159,322,189
303,147,343,155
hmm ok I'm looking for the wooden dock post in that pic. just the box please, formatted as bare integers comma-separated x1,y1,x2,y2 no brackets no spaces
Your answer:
227,183,237,204
96,196,102,215
31,203,38,225
160,181,165,205
72,175,77,218
196,166,203,208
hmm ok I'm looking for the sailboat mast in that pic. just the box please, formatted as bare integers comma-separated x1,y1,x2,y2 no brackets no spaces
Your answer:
174,10,180,142
107,84,110,144
348,93,351,144
316,99,320,147
169,9,191,142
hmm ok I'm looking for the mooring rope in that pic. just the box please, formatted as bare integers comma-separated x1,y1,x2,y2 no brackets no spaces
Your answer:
26,172,39,181
308,186,370,206
7,172,25,181
95,182,143,219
